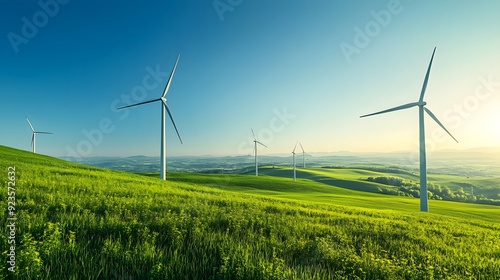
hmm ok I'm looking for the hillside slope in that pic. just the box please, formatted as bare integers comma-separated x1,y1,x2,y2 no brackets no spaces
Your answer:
252,166,500,207
166,170,500,224
1,145,499,279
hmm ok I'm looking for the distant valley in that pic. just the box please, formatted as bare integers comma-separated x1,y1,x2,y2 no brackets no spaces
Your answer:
61,148,500,177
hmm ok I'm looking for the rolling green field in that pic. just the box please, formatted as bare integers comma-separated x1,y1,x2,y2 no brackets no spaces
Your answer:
254,166,500,196
1,145,500,279
243,166,500,206
166,170,500,224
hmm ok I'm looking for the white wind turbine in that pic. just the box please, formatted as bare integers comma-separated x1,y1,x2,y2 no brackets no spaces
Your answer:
292,141,298,181
299,142,308,168
117,54,183,180
360,47,458,212
26,117,52,154
251,129,267,176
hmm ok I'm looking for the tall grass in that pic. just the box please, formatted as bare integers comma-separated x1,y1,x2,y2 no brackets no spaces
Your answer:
1,146,499,279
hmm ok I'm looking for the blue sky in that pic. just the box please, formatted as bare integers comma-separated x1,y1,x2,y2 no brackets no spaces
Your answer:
1,0,500,158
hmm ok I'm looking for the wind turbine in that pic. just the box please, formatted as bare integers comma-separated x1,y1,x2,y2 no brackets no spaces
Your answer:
26,117,52,153
360,47,458,212
292,141,298,181
251,129,267,176
117,54,183,180
299,142,308,168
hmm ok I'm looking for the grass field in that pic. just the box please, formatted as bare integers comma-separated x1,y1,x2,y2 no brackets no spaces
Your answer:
166,169,500,224
247,166,500,204
257,165,500,194
1,145,499,279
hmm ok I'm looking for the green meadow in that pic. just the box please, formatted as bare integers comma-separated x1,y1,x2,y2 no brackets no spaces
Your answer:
1,145,499,279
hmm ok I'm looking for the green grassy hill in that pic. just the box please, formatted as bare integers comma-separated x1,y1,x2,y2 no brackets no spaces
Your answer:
1,145,499,279
251,166,500,205
166,170,500,224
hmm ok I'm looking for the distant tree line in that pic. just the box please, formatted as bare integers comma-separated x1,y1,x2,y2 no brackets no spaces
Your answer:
367,176,500,206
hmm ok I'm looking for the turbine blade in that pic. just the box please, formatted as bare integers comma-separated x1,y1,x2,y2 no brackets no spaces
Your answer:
256,140,267,148
163,102,183,144
299,142,304,153
25,117,35,132
419,47,436,102
424,107,459,143
360,102,419,118
162,54,180,98
251,128,256,140
117,98,160,110
36,132,53,134
31,134,34,147
292,141,298,153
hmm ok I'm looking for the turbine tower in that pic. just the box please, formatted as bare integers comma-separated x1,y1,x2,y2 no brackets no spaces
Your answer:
117,54,183,180
26,117,52,154
251,129,267,176
360,47,458,212
292,141,298,181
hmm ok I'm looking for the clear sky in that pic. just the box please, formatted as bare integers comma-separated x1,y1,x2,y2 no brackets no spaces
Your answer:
1,0,499,158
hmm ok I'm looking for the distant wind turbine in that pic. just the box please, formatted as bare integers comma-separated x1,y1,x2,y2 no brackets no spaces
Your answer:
26,117,52,154
299,142,309,168
360,47,458,212
117,54,183,180
292,141,298,181
251,129,267,176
